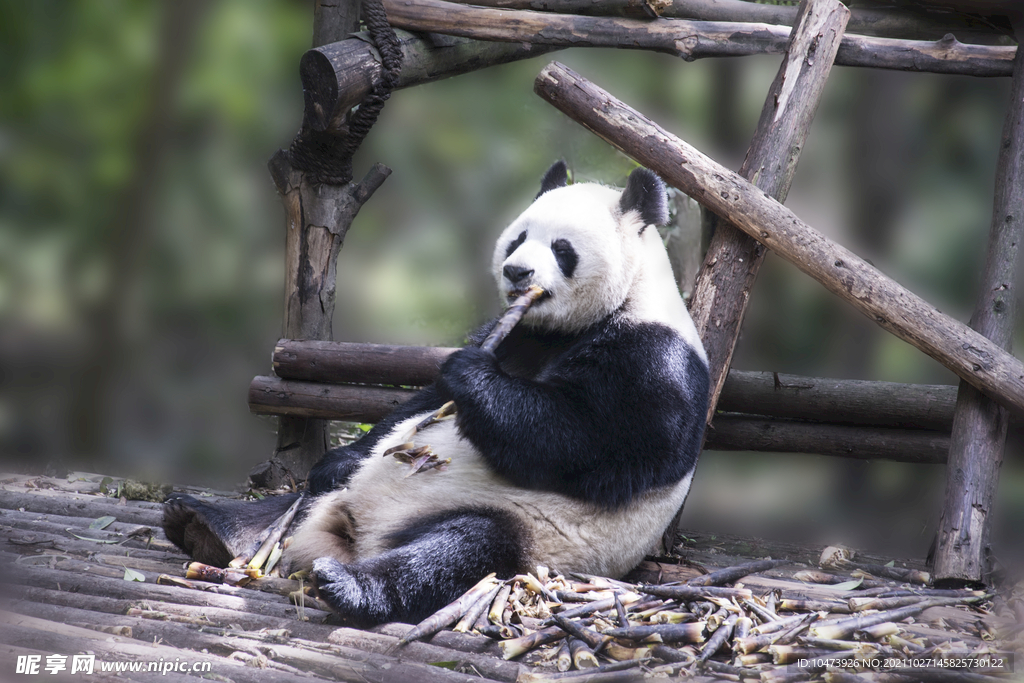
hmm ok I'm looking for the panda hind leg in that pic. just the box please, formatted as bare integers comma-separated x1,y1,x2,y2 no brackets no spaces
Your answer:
163,493,303,567
312,507,527,626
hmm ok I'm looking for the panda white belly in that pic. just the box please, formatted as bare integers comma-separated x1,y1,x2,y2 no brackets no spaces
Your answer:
296,411,694,579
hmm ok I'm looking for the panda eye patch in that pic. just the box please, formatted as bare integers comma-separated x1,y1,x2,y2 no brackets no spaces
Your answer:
505,230,527,259
551,238,578,278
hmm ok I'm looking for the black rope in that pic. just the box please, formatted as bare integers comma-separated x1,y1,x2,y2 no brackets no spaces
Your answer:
289,0,403,185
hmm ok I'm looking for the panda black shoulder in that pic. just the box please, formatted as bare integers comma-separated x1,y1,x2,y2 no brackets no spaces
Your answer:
439,314,708,509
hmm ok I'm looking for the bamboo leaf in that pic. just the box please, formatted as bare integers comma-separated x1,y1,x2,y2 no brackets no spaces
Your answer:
123,567,145,582
429,662,458,670
884,560,895,567
821,578,863,591
66,530,121,544
89,516,116,530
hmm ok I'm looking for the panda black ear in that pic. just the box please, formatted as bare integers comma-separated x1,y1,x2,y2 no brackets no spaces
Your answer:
536,160,569,199
619,167,669,228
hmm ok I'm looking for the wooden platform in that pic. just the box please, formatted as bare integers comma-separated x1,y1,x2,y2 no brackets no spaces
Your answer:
1,473,1018,682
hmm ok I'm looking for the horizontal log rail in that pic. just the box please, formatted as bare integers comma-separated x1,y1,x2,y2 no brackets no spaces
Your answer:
382,0,1015,76
708,415,949,464
268,339,966,430
534,61,1024,417
249,375,418,423
442,0,1009,43
272,338,458,387
247,374,951,462
301,29,558,132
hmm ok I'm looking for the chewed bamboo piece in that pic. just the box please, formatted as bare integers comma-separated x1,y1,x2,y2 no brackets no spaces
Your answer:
387,286,545,475
398,573,498,646
379,551,993,678
480,284,545,353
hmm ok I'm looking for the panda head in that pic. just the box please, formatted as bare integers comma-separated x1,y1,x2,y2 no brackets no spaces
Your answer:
492,161,670,334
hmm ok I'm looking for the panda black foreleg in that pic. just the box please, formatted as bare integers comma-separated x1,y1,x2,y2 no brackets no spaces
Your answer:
163,492,303,567
312,507,527,626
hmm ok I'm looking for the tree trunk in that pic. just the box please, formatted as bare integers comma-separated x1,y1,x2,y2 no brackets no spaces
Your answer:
255,0,391,488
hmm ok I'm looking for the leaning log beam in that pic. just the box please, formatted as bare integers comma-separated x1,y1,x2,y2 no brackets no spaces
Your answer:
533,61,1024,416
301,30,557,132
444,0,1009,42
246,376,951,461
934,22,1024,587
382,0,1015,76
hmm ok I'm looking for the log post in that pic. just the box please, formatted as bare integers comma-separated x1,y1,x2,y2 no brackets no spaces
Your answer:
252,0,391,488
669,0,850,550
689,0,849,427
933,24,1024,587
533,62,1024,416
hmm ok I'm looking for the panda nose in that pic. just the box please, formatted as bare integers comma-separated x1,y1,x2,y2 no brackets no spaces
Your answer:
503,265,534,285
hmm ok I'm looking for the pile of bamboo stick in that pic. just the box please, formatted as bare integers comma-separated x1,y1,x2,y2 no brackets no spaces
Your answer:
399,558,1012,683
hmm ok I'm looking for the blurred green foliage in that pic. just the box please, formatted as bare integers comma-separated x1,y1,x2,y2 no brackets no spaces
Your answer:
0,1,1019,557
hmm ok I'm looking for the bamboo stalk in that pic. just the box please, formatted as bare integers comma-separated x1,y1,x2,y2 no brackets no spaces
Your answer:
601,622,707,644
552,614,608,650
640,585,752,601
454,584,502,633
533,61,1024,415
697,612,737,662
809,598,979,640
688,558,790,586
481,285,545,353
239,494,304,572
399,573,498,645
569,637,600,668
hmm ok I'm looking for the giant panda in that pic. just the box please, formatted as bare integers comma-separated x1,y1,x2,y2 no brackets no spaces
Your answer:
163,162,709,626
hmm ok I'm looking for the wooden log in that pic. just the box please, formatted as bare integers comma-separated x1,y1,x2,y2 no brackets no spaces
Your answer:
442,0,1010,42
717,371,957,430
533,61,1024,416
257,0,393,488
260,159,391,487
266,339,969,428
246,377,953,460
249,375,417,422
0,617,265,683
0,488,165,527
688,0,848,429
273,338,458,386
9,562,333,622
302,30,557,132
670,0,849,550
934,22,1024,587
266,338,963,427
382,0,1016,76
705,414,950,464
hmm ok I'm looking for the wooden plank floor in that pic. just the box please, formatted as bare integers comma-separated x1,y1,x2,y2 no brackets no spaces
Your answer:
0,473,1017,682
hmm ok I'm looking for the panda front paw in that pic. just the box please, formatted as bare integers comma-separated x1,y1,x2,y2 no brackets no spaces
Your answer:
439,346,497,396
